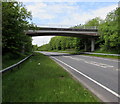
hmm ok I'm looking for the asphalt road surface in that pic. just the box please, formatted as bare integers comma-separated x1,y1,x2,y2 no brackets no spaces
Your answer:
39,51,119,103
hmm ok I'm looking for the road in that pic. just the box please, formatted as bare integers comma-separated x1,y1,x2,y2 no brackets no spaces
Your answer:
39,51,119,103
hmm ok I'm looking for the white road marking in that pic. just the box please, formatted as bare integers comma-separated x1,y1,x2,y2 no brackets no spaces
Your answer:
51,56,120,98
84,61,114,68
63,56,114,68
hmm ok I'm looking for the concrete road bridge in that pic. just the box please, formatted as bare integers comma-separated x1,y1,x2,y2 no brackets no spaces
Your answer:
26,27,99,52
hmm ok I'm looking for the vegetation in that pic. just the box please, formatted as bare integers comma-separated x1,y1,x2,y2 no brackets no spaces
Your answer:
3,53,100,102
2,2,33,56
38,8,120,54
2,53,26,69
38,36,85,52
2,2,36,69
99,8,120,53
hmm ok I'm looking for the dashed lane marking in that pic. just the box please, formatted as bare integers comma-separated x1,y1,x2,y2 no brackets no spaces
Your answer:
62,56,114,69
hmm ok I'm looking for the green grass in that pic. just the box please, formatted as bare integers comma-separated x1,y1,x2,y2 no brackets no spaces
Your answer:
2,53,100,102
2,54,26,69
94,49,119,54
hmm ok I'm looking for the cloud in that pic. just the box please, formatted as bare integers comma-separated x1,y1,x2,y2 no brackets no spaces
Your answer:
58,4,117,26
26,2,80,20
20,0,119,2
91,4,117,19
26,2,117,27
26,3,56,19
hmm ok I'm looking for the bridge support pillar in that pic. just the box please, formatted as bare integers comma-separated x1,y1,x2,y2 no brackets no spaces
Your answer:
91,38,95,52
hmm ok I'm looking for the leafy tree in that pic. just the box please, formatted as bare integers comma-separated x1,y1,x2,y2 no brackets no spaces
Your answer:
99,8,120,53
60,37,67,50
38,44,50,51
2,2,33,57
33,45,38,51
85,17,102,28
49,37,57,50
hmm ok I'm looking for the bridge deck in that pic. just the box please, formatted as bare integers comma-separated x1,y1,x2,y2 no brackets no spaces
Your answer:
26,27,99,37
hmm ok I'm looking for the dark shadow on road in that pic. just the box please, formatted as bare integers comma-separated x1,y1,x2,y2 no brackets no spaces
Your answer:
45,53,84,57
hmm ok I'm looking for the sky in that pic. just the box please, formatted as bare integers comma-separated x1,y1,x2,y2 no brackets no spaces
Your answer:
22,1,118,46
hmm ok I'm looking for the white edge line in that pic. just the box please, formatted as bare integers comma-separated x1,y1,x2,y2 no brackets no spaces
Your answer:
51,56,120,98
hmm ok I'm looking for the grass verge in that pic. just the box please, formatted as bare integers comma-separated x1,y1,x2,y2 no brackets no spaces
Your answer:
2,54,27,69
3,53,100,102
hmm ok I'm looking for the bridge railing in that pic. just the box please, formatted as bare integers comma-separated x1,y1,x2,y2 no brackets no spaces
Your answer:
27,26,98,33
35,24,98,29
71,26,98,29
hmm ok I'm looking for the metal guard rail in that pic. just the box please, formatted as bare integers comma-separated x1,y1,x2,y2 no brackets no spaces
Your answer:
0,54,33,73
27,27,98,32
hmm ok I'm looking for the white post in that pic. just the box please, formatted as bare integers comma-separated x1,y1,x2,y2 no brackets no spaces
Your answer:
91,38,95,52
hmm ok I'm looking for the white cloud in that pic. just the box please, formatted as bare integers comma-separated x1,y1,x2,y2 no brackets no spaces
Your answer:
20,0,119,2
91,4,117,19
26,3,56,19
26,2,117,26
58,4,117,26
26,2,79,20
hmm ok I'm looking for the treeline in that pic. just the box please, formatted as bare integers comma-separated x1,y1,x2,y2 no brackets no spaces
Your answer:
2,2,36,59
38,7,120,53
38,37,86,51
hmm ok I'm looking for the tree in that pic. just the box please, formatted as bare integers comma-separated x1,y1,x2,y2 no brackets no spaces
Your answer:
33,45,38,51
84,17,102,27
38,44,50,51
99,8,120,53
2,2,33,57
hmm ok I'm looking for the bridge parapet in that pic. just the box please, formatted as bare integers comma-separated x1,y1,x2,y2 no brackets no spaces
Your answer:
71,26,98,29
35,24,98,29
28,27,98,32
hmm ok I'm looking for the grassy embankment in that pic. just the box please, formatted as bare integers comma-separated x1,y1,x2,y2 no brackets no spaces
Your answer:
3,53,100,102
2,53,27,69
2,57,24,69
